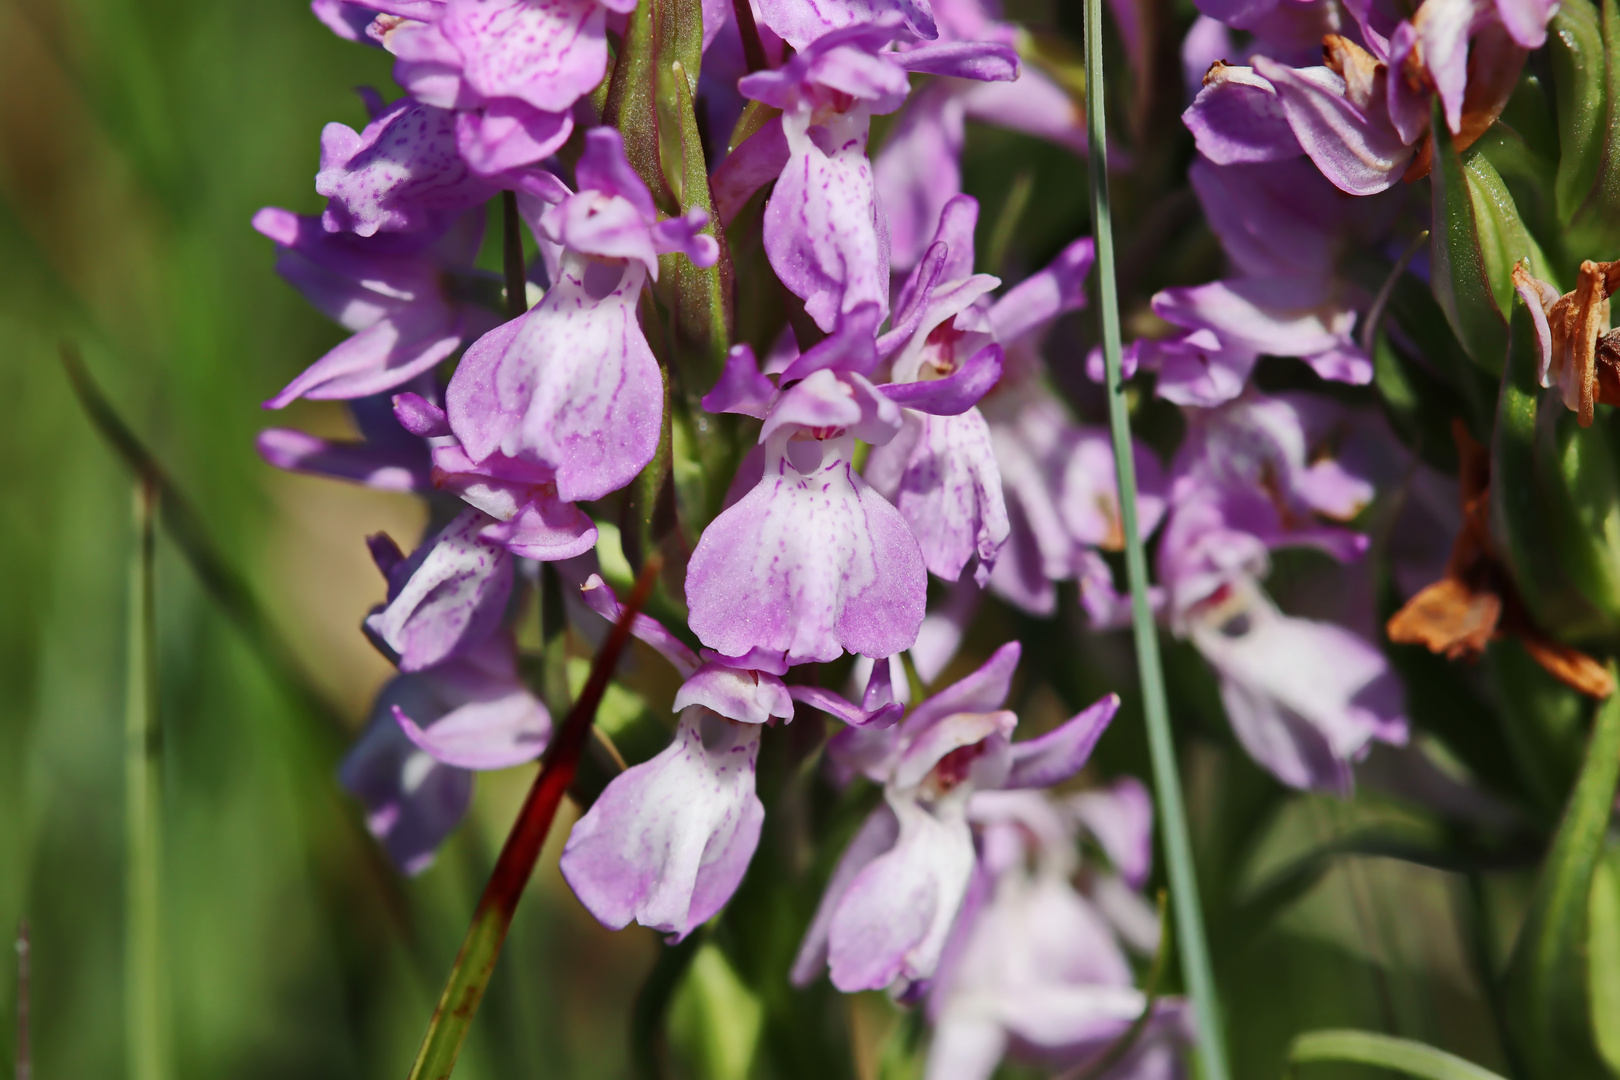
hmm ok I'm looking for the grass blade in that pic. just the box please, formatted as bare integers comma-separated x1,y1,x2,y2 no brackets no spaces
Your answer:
15,921,29,1080
1288,1030,1509,1080
124,478,169,1080
1079,4,1228,1077
60,344,348,743
405,559,662,1080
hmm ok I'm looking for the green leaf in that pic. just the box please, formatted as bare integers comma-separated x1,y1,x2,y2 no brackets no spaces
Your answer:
1550,0,1607,230
1504,667,1620,1080
667,943,764,1080
1430,96,1509,373
1563,0,1620,259
1462,147,1554,314
1535,404,1620,634
1490,297,1611,638
1589,846,1620,1074
1489,638,1590,821
1288,1030,1510,1080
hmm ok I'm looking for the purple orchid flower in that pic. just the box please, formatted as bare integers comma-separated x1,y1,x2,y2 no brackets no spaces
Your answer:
1183,0,1539,197
791,643,1121,993
718,19,1017,332
755,0,939,50
956,234,1168,618
254,206,499,407
873,0,1088,271
316,96,505,234
258,385,436,491
923,788,1190,1080
345,0,638,174
363,509,516,672
340,629,548,872
1154,394,1407,792
558,576,792,940
690,300,981,666
865,196,1010,586
444,128,717,503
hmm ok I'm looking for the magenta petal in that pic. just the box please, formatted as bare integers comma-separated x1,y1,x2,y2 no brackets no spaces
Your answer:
790,803,900,986
1069,777,1154,889
788,684,905,728
754,0,933,51
779,302,886,383
317,100,498,236
1004,694,1120,789
686,434,927,664
827,794,976,991
881,344,1003,416
673,663,794,724
393,391,452,436
578,574,701,677
256,428,430,492
1182,64,1303,165
341,682,474,874
393,684,551,770
874,85,966,273
364,508,515,671
454,100,574,175
865,408,1009,584
479,496,598,560
893,40,1018,82
902,641,1020,737
1250,58,1412,196
711,114,791,225
766,109,890,332
702,344,778,418
986,236,1094,345
446,254,661,501
1189,586,1407,794
440,0,610,113
559,709,764,940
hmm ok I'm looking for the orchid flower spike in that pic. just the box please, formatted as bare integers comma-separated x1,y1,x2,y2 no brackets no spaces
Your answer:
445,127,717,503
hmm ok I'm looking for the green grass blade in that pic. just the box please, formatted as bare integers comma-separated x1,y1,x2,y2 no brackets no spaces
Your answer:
1079,4,1228,1078
405,562,661,1080
125,478,169,1080
1288,1030,1509,1080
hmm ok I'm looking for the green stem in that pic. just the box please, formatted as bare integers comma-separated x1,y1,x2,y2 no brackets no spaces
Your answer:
16,920,31,1080
125,477,169,1080
61,345,348,743
404,560,663,1080
1079,5,1229,1078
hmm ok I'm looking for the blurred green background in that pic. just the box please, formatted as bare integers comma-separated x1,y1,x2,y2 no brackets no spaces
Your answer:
0,0,1523,1076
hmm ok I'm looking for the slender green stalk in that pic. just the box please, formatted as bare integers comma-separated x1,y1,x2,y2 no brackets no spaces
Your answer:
16,921,30,1080
405,561,662,1080
61,345,348,743
125,478,169,1080
1079,6,1228,1077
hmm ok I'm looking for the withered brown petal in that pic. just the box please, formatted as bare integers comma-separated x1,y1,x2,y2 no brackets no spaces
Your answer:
1517,630,1616,698
1387,578,1502,660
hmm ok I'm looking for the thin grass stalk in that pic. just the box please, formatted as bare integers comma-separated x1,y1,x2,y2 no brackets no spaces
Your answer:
1079,5,1229,1076
15,921,29,1080
61,345,348,741
405,559,663,1080
125,477,169,1080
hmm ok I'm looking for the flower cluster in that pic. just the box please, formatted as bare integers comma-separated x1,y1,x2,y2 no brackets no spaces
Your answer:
255,0,1576,1067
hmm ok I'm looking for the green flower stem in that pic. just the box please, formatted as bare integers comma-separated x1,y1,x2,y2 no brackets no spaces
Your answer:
1079,3,1229,1077
405,560,663,1080
125,477,170,1080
